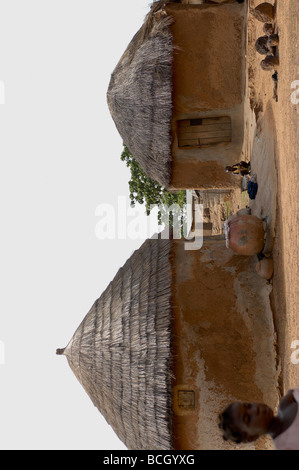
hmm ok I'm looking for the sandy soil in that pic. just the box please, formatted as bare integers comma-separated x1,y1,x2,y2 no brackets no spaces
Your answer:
204,0,299,401
226,0,299,401
244,0,299,397
192,0,298,413
270,0,299,394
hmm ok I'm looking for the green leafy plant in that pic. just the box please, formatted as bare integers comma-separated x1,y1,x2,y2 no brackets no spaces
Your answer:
121,144,186,234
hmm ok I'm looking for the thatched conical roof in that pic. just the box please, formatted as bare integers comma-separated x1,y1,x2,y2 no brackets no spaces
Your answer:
107,1,174,188
57,236,174,450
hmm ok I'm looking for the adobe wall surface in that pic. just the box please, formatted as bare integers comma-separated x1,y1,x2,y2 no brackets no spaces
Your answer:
166,3,248,189
170,237,280,450
170,158,242,191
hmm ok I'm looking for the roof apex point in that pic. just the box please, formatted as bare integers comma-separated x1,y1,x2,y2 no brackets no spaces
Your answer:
56,348,65,356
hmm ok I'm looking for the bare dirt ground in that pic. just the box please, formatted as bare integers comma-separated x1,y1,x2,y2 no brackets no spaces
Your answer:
205,0,299,403
246,0,299,397
270,0,299,394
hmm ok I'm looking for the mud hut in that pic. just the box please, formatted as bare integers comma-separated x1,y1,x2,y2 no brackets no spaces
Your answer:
57,233,280,450
107,0,248,191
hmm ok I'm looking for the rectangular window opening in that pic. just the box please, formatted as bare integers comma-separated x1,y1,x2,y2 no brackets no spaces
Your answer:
177,390,195,409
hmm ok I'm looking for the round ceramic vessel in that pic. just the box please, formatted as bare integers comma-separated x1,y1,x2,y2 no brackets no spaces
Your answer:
227,215,265,256
256,257,274,279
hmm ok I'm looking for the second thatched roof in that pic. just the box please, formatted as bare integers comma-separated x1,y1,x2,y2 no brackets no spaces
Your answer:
107,1,174,188
57,235,174,450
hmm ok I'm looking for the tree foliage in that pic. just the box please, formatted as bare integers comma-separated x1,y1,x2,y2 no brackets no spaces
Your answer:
121,144,186,232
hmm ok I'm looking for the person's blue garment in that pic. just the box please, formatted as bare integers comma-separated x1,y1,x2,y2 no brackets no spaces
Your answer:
247,181,258,200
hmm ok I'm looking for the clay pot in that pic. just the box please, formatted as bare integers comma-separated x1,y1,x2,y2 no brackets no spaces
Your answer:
267,34,279,47
251,3,275,23
226,215,265,256
255,35,270,55
263,23,274,35
260,55,280,71
256,257,274,280
236,207,251,217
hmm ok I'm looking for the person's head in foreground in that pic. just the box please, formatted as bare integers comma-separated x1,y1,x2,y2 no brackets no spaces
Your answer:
218,388,299,449
219,402,276,444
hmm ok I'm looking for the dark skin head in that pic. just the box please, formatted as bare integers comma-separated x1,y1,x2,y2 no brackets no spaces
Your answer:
219,390,298,444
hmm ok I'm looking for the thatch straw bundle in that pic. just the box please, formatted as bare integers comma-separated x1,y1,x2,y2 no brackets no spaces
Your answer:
107,1,174,188
57,236,174,450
